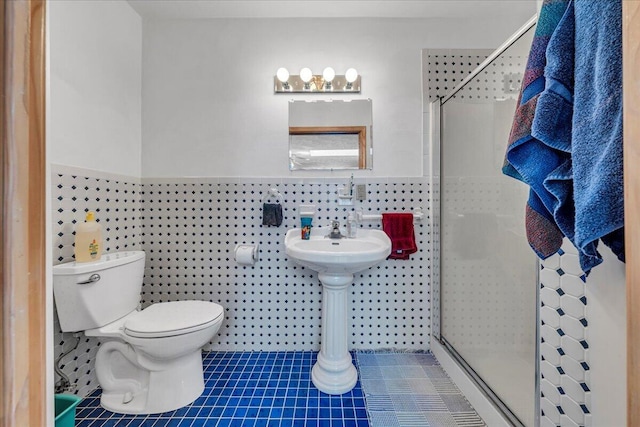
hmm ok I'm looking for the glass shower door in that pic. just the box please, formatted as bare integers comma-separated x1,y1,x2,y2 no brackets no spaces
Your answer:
439,22,537,426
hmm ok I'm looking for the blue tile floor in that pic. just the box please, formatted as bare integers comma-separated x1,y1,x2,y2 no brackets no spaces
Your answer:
75,351,369,427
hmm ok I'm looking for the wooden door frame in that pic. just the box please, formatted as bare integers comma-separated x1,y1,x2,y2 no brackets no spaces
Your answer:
625,1,640,425
1,0,47,426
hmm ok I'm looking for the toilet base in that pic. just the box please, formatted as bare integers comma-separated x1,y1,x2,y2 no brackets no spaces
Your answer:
96,341,205,414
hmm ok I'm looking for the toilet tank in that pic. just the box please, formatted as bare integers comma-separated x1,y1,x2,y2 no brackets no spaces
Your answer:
53,251,146,332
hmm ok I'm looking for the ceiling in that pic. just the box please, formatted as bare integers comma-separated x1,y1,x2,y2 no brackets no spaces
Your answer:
127,0,538,20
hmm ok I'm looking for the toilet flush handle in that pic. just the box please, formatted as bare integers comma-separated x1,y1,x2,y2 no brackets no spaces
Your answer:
77,274,100,285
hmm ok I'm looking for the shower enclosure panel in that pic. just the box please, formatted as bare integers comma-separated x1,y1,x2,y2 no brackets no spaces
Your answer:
437,20,538,426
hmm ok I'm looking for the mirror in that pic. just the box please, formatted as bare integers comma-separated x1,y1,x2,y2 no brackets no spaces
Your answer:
289,99,372,170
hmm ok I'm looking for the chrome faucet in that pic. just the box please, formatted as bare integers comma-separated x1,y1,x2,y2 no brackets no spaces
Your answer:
327,220,344,239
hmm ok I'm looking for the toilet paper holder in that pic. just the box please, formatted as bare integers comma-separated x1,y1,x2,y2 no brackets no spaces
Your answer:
234,243,259,265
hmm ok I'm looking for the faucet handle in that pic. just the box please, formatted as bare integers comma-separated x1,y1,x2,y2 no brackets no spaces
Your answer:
327,220,344,239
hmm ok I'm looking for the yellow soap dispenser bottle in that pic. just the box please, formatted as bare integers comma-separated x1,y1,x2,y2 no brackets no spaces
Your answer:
74,211,103,263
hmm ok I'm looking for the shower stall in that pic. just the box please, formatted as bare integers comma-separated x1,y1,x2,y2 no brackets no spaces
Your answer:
432,18,539,426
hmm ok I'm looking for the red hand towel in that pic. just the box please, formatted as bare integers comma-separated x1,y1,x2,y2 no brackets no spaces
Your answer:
382,213,418,260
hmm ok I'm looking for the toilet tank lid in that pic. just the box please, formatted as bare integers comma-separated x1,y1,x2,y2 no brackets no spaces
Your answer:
124,300,224,337
53,251,145,275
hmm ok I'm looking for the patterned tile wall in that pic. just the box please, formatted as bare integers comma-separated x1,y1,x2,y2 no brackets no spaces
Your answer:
539,240,591,427
141,177,431,352
51,165,142,397
51,167,431,396
424,49,523,103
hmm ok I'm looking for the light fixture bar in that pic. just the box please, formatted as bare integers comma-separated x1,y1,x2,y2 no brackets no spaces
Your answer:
274,74,361,93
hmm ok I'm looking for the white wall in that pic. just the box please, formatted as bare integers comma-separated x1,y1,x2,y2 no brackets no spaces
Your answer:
49,0,142,177
141,17,532,178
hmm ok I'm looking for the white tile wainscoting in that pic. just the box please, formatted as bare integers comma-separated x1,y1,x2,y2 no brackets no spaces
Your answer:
52,165,431,396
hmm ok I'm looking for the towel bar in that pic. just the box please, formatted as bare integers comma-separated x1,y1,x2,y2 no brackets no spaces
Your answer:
356,208,424,222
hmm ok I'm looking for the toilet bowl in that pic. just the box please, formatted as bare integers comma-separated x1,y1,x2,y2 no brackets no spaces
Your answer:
86,300,223,414
53,251,224,414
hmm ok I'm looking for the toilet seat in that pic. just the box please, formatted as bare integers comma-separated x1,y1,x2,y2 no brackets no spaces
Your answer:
124,301,223,338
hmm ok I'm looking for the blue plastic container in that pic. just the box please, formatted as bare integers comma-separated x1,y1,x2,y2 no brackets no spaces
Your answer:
55,394,82,427
301,217,312,240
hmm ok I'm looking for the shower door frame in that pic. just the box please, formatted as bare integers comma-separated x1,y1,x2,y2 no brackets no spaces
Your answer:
432,15,540,427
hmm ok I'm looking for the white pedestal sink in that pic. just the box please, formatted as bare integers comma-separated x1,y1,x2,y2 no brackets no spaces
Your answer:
284,226,391,395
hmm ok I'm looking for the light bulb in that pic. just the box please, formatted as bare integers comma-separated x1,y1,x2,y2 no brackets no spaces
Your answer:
300,67,313,83
322,67,335,82
276,67,289,83
345,68,358,83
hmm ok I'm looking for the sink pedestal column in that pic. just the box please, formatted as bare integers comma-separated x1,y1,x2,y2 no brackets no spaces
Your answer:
312,272,357,395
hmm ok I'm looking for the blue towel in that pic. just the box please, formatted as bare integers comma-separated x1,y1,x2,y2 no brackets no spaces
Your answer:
530,0,576,248
532,0,624,273
503,0,569,258
505,0,624,274
572,0,624,270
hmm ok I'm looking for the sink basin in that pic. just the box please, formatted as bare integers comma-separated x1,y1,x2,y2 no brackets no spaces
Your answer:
284,227,391,274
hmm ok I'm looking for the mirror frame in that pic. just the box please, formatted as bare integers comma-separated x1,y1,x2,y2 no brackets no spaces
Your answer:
289,126,367,169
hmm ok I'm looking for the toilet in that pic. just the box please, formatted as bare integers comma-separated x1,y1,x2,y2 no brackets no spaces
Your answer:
52,250,224,414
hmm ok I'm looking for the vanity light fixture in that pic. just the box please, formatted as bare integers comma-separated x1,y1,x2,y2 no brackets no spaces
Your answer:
274,67,361,93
